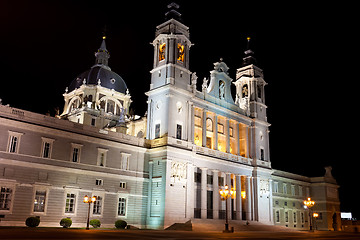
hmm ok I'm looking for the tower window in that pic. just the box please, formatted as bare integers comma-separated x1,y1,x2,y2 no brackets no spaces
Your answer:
155,124,160,139
177,43,184,62
242,84,248,98
159,43,166,61
176,124,182,140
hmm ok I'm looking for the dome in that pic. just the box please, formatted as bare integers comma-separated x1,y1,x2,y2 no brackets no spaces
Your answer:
68,65,127,94
67,37,128,94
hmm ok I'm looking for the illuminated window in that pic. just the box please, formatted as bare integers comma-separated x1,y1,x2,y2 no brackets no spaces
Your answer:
93,196,102,215
118,197,127,216
41,137,54,158
159,43,166,61
7,131,23,153
177,43,184,62
97,148,108,167
70,143,82,163
120,153,130,171
65,193,76,213
33,190,46,213
0,187,13,211
242,84,248,98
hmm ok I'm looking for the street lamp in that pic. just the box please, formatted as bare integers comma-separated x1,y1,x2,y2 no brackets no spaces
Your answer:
219,184,235,233
313,212,319,230
83,195,96,230
303,197,315,231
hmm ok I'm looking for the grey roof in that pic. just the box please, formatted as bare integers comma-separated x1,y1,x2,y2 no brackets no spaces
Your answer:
68,65,127,94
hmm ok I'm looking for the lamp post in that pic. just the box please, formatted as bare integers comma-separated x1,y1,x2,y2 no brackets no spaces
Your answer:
83,195,96,230
303,197,315,231
219,184,235,233
313,212,319,230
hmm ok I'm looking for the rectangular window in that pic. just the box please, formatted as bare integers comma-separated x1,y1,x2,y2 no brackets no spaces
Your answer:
0,187,13,210
217,123,224,134
120,153,130,170
91,118,96,126
119,182,127,189
155,123,160,139
95,179,103,186
97,148,108,167
194,172,201,183
275,210,280,223
176,124,182,140
9,136,18,153
274,182,279,193
41,138,54,158
93,196,102,215
65,193,76,213
291,185,295,196
293,212,297,223
33,190,46,213
118,197,126,216
70,143,82,163
299,186,303,196
7,131,23,153
260,148,264,160
283,183,287,194
301,212,304,223
285,211,289,223
207,174,213,185
72,148,79,162
218,176,224,186
194,116,201,127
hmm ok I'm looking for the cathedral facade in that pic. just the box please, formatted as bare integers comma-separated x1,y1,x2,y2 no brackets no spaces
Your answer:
0,5,341,231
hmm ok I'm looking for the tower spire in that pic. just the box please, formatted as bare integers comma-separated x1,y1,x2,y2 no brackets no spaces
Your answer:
242,37,257,66
165,2,182,21
94,35,110,68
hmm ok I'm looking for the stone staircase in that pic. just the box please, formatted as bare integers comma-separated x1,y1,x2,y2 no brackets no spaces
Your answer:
191,219,298,232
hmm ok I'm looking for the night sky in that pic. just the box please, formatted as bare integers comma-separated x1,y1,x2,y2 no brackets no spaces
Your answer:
1,1,359,218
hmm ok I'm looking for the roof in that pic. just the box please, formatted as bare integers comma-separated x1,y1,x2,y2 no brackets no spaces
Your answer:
68,65,127,94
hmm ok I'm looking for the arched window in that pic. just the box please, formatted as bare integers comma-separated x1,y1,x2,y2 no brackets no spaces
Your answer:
107,100,115,114
242,84,248,98
206,118,213,132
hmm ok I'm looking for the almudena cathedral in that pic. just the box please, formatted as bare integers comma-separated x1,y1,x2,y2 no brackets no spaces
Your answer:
0,4,341,231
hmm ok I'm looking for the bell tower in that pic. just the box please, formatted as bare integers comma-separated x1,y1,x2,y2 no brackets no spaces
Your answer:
150,3,192,90
146,3,193,140
234,37,267,121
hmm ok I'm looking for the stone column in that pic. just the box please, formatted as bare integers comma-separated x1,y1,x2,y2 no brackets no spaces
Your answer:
235,174,242,220
236,123,240,156
186,163,195,219
226,118,230,153
187,101,194,143
214,115,218,150
246,176,252,221
202,110,207,147
226,173,232,220
212,170,219,219
201,168,207,219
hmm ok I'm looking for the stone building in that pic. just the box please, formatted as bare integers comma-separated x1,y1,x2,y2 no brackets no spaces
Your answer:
0,3,340,230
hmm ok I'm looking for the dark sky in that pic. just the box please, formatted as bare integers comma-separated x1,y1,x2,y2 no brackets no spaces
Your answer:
1,1,359,218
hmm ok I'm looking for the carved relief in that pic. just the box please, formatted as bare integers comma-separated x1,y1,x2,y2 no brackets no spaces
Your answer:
170,161,187,181
259,179,270,196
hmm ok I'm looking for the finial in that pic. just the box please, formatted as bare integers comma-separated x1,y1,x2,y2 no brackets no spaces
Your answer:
102,35,106,40
247,36,251,41
219,58,223,62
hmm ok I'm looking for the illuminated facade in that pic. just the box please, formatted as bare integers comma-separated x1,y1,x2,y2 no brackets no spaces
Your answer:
0,3,340,231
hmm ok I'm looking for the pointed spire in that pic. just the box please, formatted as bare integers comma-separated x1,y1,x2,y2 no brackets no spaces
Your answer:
165,2,182,21
94,35,110,68
242,37,257,66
